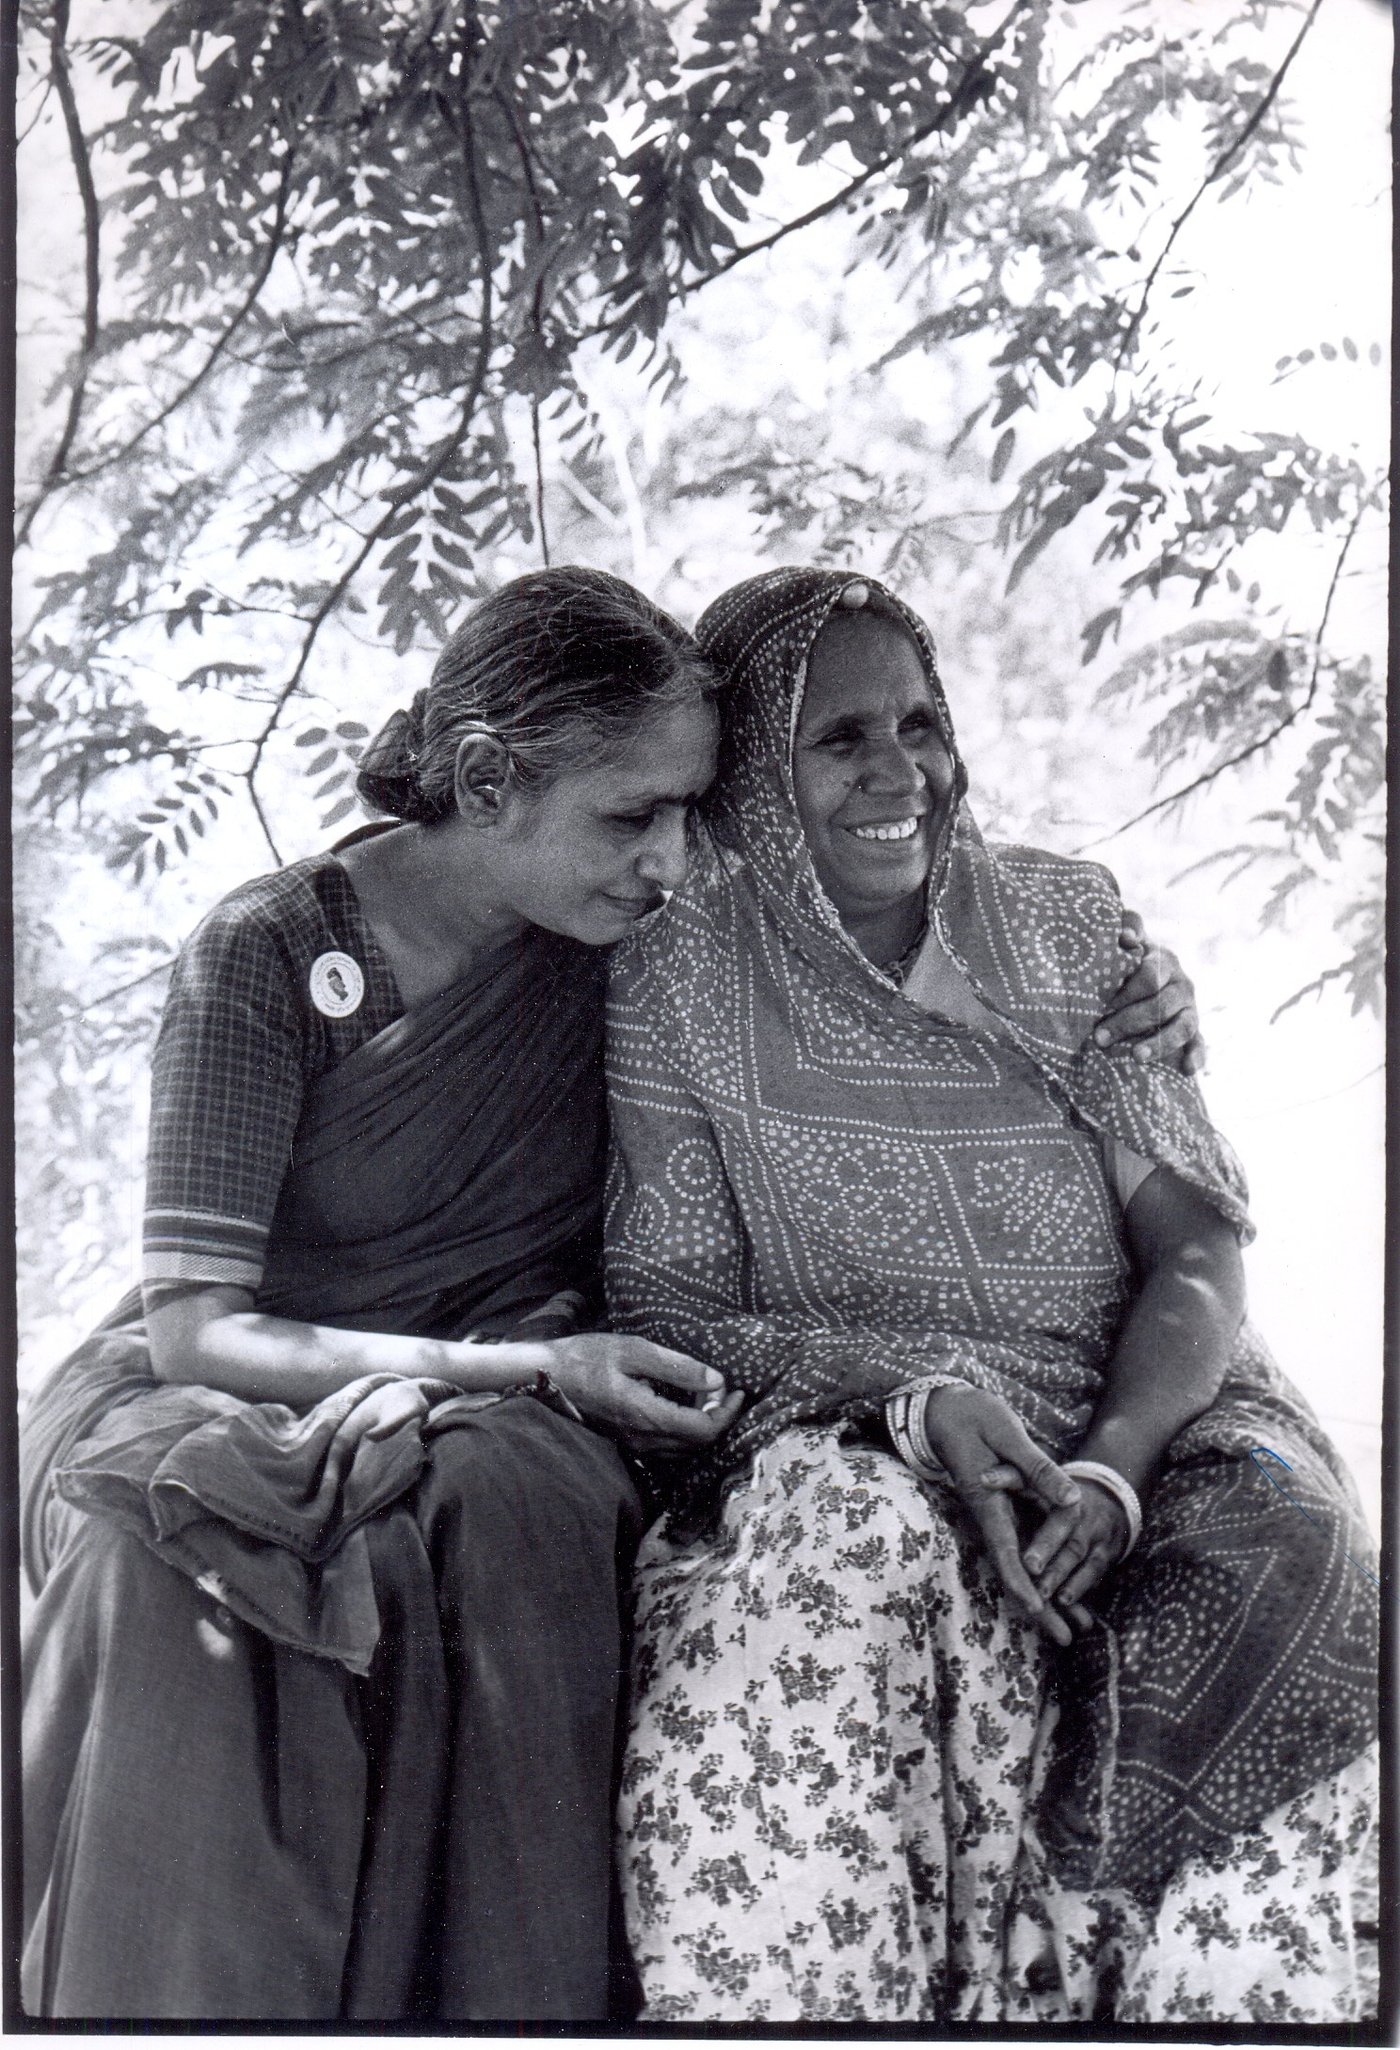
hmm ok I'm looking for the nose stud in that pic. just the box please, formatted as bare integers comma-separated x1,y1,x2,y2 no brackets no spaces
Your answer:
837,580,870,610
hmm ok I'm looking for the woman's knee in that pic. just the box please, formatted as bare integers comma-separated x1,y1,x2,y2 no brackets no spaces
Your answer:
418,1405,640,1594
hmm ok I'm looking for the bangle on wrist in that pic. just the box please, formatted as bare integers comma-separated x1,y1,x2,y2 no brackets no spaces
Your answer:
885,1385,954,1484
1061,1458,1142,1558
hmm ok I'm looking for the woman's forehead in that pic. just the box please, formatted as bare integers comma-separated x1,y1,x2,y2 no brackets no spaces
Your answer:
800,612,933,719
587,696,719,800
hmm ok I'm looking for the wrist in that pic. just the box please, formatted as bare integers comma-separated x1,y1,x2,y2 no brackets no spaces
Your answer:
1074,1420,1158,1496
1061,1458,1143,1559
448,1338,554,1392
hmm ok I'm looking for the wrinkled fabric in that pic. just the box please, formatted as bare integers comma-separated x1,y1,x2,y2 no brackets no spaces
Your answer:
605,565,1376,1909
619,1425,1375,2023
22,923,607,1668
23,1402,643,2019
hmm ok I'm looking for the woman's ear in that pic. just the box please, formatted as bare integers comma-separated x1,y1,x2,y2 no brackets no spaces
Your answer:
453,732,514,825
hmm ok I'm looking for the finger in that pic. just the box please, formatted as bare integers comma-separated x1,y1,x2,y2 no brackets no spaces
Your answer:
967,1492,1069,1645
623,1345,725,1397
691,1387,745,1436
1034,1530,1091,1603
1059,1545,1119,1608
622,1380,738,1444
1030,1596,1073,1648
978,1423,1079,1515
1131,1015,1201,1066
1094,989,1190,1051
627,1389,744,1454
1060,1599,1095,1634
1109,986,1191,1039
1184,1037,1208,1075
978,1462,1024,1492
1022,1505,1080,1578
1107,945,1171,1007
1117,909,1146,950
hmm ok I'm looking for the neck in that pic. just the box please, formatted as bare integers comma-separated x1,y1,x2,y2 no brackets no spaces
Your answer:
842,892,927,969
343,823,529,993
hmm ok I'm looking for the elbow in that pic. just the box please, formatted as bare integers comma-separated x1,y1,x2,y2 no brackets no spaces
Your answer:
146,1325,186,1384
1175,1231,1247,1338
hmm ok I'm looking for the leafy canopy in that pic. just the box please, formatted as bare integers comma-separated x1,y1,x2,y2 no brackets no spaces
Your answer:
14,0,1386,1340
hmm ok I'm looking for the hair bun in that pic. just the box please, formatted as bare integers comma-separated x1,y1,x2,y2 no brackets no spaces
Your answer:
355,692,434,821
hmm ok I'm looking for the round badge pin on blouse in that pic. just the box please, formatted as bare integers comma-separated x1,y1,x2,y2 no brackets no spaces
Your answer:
838,580,870,609
309,950,365,1018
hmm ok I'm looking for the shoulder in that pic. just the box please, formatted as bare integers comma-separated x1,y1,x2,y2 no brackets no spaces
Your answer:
971,837,1126,978
165,856,376,1044
182,857,350,963
982,840,1123,921
608,847,742,1019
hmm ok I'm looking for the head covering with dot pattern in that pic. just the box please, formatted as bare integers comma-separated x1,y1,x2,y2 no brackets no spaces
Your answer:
605,563,1375,1892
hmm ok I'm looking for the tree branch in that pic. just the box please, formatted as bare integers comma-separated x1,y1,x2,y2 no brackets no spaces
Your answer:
1114,0,1324,371
62,151,298,485
1077,489,1376,851
581,0,1028,344
16,0,98,549
495,83,552,566
240,27,499,863
683,1,1027,293
78,956,175,1012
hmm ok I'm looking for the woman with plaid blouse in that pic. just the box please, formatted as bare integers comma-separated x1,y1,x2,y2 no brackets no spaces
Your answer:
20,568,742,2021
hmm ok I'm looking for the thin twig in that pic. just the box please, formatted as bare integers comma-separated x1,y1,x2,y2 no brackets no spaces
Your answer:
239,26,498,863
1114,0,1324,370
685,2,1025,291
496,83,552,566
62,152,298,485
16,0,98,549
581,0,1028,343
77,956,176,1012
531,398,549,565
17,76,54,145
1076,492,1376,852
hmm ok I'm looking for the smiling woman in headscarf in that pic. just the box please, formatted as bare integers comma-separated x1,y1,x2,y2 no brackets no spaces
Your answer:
604,567,1377,2025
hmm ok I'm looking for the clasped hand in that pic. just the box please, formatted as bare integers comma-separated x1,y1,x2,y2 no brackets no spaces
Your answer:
537,1332,744,1453
919,1385,1128,1647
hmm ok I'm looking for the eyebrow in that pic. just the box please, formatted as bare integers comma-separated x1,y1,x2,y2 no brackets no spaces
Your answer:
606,778,710,806
799,701,936,739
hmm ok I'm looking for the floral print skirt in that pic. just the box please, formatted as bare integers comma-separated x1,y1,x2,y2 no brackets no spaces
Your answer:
618,1426,1376,2024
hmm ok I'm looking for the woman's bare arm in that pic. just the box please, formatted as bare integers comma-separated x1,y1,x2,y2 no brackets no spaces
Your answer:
147,1286,741,1452
1075,1168,1245,1489
1021,1168,1245,1616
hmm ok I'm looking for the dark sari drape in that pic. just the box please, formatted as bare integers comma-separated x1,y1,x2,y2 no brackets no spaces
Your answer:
21,923,643,2020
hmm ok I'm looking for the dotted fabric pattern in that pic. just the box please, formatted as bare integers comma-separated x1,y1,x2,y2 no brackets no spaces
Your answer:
603,563,1376,1891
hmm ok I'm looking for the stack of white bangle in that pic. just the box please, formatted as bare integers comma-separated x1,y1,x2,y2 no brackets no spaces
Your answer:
885,1381,957,1484
1060,1459,1143,1558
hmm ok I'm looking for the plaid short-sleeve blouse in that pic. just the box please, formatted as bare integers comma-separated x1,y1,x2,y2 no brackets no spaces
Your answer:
141,852,402,1314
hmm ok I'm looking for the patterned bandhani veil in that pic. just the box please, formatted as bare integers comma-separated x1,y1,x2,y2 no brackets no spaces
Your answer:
605,565,1376,1892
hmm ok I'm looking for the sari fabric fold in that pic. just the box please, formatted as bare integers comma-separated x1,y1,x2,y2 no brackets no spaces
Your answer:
605,565,1375,1900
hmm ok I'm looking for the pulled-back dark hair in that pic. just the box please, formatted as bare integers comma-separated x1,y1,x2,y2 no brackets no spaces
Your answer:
356,566,717,825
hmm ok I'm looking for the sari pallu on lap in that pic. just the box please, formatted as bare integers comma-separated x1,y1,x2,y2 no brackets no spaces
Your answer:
21,923,639,2019
606,564,1377,1904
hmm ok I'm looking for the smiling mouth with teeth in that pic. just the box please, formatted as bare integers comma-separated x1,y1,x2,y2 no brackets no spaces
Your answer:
849,817,922,843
